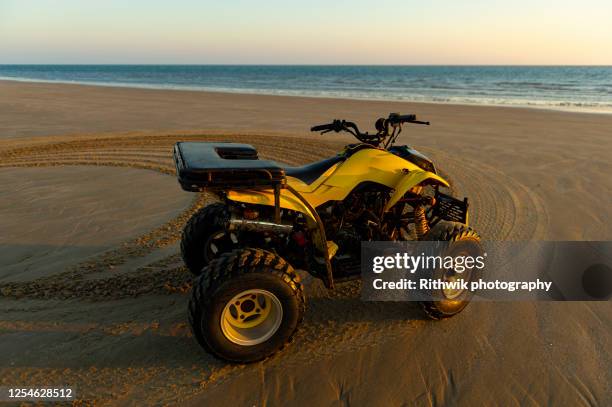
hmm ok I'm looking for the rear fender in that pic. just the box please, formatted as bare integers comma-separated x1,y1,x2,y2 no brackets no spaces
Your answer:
384,170,450,212
226,188,327,253
227,189,315,220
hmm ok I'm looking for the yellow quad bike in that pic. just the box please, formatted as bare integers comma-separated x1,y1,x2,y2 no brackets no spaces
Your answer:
174,113,482,363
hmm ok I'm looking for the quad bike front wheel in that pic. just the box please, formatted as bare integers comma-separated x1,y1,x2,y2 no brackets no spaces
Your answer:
188,248,305,363
421,221,483,319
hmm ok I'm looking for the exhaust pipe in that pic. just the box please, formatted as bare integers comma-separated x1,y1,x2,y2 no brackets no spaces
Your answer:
228,216,293,234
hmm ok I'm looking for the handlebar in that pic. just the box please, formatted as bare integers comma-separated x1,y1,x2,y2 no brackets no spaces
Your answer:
310,113,429,147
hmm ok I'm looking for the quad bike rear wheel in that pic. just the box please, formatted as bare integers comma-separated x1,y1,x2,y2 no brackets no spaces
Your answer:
181,203,237,276
188,248,305,363
421,221,483,319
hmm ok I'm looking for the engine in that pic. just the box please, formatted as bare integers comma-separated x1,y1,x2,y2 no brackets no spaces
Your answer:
320,185,391,256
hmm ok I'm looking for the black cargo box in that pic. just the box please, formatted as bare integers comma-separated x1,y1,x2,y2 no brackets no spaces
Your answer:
173,142,286,191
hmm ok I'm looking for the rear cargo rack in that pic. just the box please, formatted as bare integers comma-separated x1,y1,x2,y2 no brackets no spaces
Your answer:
173,142,286,192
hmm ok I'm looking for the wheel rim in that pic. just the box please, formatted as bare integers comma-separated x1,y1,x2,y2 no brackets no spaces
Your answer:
442,250,472,299
442,272,467,299
221,289,283,346
204,231,237,262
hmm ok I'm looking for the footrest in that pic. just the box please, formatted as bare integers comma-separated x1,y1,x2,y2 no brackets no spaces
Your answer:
173,142,286,191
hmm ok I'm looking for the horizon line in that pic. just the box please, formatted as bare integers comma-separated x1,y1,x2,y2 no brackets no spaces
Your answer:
1,63,611,67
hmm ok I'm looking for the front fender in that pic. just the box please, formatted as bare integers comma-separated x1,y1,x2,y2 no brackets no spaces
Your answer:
383,170,450,212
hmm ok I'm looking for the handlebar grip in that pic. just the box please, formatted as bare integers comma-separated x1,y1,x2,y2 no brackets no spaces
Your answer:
388,114,416,124
397,114,416,122
311,124,333,132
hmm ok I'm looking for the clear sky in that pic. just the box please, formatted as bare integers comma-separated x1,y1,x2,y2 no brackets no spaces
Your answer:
1,0,611,65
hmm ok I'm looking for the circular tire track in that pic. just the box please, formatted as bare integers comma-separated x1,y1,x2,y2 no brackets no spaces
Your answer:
0,134,342,302
423,148,549,241
0,133,551,403
0,133,548,307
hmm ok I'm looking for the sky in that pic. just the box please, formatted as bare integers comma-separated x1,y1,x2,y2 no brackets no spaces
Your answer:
0,0,611,65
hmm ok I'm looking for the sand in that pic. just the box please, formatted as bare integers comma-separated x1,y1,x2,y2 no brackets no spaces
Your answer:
0,80,610,406
0,166,192,282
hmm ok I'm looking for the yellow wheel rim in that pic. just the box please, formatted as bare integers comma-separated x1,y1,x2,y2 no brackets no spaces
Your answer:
221,289,283,346
442,251,472,300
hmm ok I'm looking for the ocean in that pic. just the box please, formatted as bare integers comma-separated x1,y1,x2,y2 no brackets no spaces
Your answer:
1,65,611,113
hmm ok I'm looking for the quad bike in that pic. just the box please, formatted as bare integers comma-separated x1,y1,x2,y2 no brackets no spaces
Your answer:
174,113,482,363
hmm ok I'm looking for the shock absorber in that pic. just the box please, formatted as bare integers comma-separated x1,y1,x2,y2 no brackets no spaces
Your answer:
413,204,430,240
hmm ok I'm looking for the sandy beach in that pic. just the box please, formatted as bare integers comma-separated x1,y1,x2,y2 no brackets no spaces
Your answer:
0,80,610,405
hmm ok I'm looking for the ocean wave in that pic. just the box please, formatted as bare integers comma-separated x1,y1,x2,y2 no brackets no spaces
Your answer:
494,81,581,91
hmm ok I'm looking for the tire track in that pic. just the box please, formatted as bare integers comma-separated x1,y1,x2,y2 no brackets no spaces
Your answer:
0,134,547,299
423,148,548,240
0,133,550,404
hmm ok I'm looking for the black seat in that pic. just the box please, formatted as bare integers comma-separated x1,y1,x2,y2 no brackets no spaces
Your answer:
283,155,345,185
